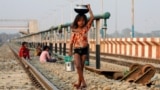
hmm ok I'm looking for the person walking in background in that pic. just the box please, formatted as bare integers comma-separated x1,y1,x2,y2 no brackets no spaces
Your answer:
19,42,31,60
68,4,94,89
39,45,56,63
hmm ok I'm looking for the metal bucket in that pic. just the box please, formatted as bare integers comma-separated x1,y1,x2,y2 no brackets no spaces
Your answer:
65,61,74,71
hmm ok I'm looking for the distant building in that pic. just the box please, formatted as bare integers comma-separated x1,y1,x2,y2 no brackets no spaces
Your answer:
19,20,39,36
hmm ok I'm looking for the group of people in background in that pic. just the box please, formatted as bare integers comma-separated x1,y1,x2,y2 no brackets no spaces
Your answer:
18,42,56,63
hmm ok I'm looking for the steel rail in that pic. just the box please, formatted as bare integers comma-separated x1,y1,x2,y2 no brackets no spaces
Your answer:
8,44,59,90
53,48,160,73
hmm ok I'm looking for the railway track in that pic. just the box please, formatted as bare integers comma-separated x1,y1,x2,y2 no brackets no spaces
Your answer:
89,52,160,73
8,44,59,90
0,44,38,90
54,48,160,73
6,44,160,89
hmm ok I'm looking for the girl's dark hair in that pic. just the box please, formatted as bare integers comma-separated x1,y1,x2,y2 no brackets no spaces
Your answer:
71,14,88,29
22,42,27,46
43,46,49,51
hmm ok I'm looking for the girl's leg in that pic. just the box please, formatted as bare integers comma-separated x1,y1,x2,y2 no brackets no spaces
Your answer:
81,55,87,87
81,55,87,71
74,53,83,88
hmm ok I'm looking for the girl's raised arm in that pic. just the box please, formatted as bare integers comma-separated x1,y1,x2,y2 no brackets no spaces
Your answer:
86,4,94,28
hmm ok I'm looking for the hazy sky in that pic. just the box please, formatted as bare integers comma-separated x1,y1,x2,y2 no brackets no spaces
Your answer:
0,0,160,34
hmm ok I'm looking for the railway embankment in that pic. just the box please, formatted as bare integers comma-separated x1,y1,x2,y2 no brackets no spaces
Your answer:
2,43,160,90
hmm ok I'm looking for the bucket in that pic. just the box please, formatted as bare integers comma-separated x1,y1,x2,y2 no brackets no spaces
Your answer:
85,60,89,66
64,56,74,71
65,61,74,71
64,56,72,62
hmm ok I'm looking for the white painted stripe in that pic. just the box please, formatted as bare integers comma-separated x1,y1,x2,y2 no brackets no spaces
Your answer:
113,42,115,54
138,45,142,57
121,44,125,55
144,45,148,58
108,42,111,53
126,44,130,55
131,44,135,56
152,45,156,58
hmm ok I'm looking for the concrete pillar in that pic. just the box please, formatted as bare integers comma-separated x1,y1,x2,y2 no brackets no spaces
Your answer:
112,38,117,54
122,38,128,55
100,39,105,53
144,38,157,59
153,38,159,59
126,38,133,56
131,38,139,57
108,38,112,53
116,38,121,55
137,38,147,58
105,38,109,53
28,20,38,34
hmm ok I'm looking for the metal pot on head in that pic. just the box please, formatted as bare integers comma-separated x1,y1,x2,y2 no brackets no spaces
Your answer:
74,5,89,14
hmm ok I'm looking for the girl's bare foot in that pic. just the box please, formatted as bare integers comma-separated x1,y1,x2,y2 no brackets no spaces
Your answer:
81,83,87,89
72,83,81,89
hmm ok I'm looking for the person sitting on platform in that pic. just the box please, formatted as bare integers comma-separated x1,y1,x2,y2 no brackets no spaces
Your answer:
39,46,56,63
19,41,31,60
35,44,42,56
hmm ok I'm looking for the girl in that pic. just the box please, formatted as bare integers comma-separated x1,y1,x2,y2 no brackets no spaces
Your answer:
68,4,94,89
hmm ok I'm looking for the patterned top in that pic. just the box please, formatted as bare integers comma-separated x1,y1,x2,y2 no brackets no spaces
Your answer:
70,26,90,48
